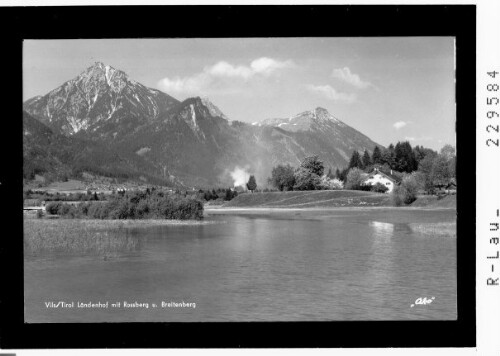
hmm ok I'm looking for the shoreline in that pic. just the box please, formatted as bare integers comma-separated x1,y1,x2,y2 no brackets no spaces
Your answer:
25,217,216,227
205,206,456,213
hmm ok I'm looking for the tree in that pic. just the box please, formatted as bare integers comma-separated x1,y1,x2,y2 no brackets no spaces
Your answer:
299,155,324,176
327,167,335,179
224,189,234,201
268,164,296,191
418,152,438,194
337,167,349,182
345,168,365,190
291,155,326,191
348,151,363,169
246,175,257,192
440,144,456,178
371,182,389,193
448,156,456,178
440,144,456,160
372,146,382,165
380,144,396,169
293,167,322,191
431,154,451,188
412,171,427,192
394,141,417,173
320,176,344,190
414,145,437,165
362,149,372,169
392,174,418,206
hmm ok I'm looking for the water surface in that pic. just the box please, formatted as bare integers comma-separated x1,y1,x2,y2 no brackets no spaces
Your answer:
24,208,457,322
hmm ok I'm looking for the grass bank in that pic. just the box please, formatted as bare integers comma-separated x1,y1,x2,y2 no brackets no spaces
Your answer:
409,194,456,208
223,190,391,208
220,190,456,209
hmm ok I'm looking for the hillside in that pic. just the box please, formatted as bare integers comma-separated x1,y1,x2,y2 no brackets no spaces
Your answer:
223,190,391,208
23,111,171,185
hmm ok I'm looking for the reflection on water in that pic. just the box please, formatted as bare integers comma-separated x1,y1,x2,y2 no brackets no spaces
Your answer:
370,221,394,238
25,209,457,323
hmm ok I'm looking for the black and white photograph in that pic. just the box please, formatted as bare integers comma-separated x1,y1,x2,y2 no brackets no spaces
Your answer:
22,37,459,323
1,3,490,353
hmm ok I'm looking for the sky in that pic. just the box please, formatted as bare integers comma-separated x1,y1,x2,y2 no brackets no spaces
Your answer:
23,38,456,150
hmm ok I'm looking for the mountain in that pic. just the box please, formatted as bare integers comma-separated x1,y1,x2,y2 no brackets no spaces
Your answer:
254,107,380,166
24,62,382,188
23,62,179,139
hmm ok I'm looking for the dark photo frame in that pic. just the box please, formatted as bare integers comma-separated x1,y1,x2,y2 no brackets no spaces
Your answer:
0,4,475,349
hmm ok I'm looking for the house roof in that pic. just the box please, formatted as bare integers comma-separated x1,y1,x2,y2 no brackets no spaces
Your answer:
366,169,402,183
446,180,457,188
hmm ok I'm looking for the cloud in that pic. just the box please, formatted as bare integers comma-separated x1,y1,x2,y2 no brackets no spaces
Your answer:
393,121,408,130
158,74,210,94
250,57,294,75
405,136,433,142
158,57,294,96
306,84,356,103
331,67,372,89
207,61,253,79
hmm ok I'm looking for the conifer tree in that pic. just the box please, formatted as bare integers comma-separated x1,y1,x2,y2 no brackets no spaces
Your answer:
371,146,382,164
348,151,363,169
246,175,257,193
362,149,372,169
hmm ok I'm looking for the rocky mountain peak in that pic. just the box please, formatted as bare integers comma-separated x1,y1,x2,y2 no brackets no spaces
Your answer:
200,97,230,121
291,107,338,122
257,106,346,132
314,107,329,114
75,61,129,94
23,62,179,138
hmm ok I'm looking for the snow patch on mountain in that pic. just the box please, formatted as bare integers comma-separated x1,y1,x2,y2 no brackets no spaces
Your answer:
66,116,90,134
104,65,117,86
201,97,230,121
136,147,151,156
190,104,197,127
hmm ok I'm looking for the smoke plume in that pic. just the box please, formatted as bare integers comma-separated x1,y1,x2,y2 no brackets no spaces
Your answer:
229,166,250,187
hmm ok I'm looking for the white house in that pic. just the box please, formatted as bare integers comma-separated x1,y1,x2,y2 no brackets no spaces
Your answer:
363,169,400,193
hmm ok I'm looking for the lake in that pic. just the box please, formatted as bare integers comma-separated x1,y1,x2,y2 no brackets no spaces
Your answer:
24,208,457,322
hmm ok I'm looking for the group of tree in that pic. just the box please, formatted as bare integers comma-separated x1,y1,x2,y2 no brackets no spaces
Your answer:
344,142,421,174
196,188,239,201
413,144,456,194
268,156,343,191
24,189,107,203
45,189,204,220
340,142,456,193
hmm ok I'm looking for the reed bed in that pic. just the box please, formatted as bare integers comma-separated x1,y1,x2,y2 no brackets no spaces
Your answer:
409,222,456,238
24,217,217,257
23,218,141,257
